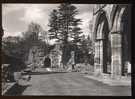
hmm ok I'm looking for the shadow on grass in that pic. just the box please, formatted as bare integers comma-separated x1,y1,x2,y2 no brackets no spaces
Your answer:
4,83,29,96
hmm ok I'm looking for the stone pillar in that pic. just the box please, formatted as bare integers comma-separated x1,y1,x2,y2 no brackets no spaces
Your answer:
94,41,99,72
58,51,62,68
94,40,103,74
70,51,75,65
110,32,122,79
99,40,103,73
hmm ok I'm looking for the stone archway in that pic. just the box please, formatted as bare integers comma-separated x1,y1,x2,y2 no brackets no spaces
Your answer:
94,11,111,74
44,56,51,68
110,5,131,77
102,17,111,74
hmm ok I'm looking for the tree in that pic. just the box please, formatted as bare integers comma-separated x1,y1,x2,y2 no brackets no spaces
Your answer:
2,36,27,73
22,22,46,50
79,35,94,64
22,22,42,43
48,3,83,66
48,3,82,45
71,26,82,44
48,9,59,40
2,36,23,58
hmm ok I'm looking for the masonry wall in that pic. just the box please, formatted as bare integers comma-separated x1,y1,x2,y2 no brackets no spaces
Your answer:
92,4,130,78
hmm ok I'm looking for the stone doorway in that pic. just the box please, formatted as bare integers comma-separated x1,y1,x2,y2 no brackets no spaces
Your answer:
94,11,111,74
44,56,51,68
102,17,111,74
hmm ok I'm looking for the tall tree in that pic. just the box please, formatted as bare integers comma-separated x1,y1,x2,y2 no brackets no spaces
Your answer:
22,22,42,43
79,35,94,64
48,9,60,41
48,3,82,45
48,3,83,66
71,26,83,45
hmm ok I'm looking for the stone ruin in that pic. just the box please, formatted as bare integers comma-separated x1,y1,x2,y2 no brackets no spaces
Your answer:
49,44,62,68
27,45,45,68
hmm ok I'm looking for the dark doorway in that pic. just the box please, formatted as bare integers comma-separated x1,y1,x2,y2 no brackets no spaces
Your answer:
97,13,111,74
44,56,51,68
102,18,111,74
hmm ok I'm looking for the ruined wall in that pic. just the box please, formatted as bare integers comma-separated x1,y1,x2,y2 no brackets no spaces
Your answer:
50,44,62,68
27,45,45,68
92,4,130,77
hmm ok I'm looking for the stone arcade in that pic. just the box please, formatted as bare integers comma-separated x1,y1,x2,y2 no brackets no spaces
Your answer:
92,4,131,78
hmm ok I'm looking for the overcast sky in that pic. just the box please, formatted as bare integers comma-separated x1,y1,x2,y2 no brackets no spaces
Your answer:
2,4,94,38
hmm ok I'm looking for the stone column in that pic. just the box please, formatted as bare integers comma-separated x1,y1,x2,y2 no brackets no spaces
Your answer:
70,51,75,65
94,39,103,74
99,40,103,73
110,32,122,79
94,41,99,72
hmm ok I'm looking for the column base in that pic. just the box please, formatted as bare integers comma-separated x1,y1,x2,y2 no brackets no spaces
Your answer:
111,74,122,80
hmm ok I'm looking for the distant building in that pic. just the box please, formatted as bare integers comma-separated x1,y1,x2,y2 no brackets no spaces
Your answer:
27,44,46,68
92,4,131,78
26,30,48,68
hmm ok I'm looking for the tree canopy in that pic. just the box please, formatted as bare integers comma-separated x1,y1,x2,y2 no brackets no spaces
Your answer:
48,3,83,45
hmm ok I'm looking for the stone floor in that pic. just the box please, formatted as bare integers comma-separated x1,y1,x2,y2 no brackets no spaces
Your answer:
83,74,131,86
21,72,131,96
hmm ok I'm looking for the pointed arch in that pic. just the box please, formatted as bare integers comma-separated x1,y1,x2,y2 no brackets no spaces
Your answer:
110,5,129,32
94,10,110,40
94,10,112,74
110,4,131,76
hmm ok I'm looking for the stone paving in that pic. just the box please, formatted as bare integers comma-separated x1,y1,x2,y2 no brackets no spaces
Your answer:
22,72,131,96
84,74,131,86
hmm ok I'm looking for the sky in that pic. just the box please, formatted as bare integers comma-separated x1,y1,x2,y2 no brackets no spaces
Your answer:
2,4,94,38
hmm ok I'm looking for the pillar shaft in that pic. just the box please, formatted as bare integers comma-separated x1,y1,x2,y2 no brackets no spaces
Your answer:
110,32,122,78
94,39,103,73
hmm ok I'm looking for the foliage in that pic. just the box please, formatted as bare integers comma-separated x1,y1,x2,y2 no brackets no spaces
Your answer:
48,3,83,44
75,35,94,65
2,22,48,64
2,36,24,58
48,3,83,65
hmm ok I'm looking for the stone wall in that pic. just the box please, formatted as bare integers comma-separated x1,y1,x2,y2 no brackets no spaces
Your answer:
92,4,131,78
27,45,45,68
50,44,62,68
